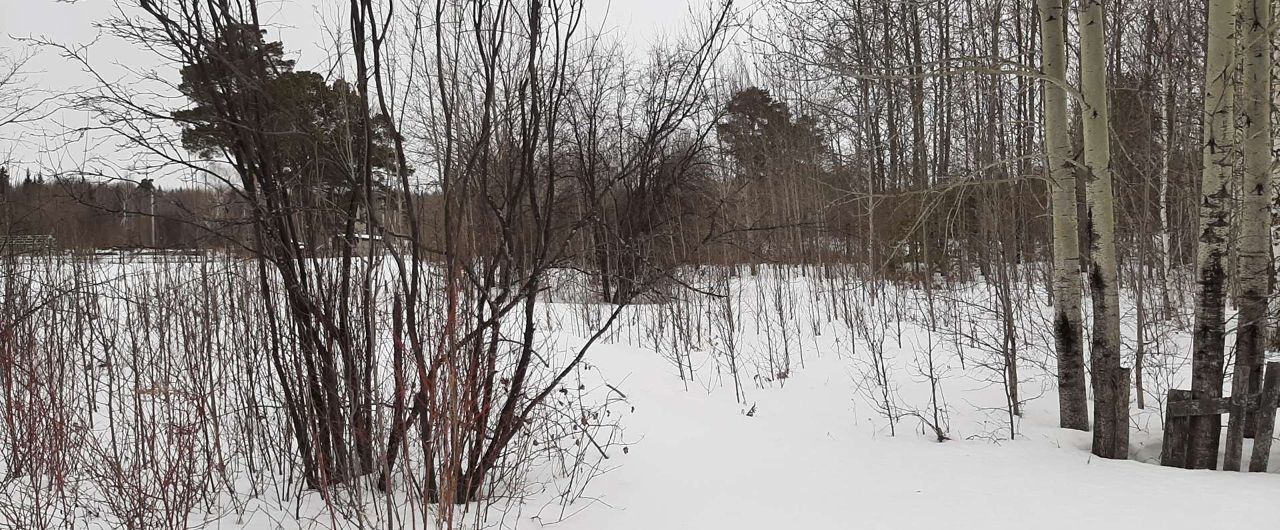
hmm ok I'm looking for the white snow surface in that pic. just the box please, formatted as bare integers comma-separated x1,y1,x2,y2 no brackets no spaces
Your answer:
558,341,1280,530
4,261,1280,529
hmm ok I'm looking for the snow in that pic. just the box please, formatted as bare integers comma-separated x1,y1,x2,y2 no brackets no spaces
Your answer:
526,269,1280,529
3,261,1279,529
560,342,1280,530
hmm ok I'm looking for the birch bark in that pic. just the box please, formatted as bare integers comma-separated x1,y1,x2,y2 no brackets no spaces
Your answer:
1189,0,1238,470
1039,0,1088,431
1079,0,1126,459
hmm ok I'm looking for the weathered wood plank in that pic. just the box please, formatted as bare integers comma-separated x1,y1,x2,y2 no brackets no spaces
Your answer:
1161,389,1193,468
1224,365,1254,471
1168,394,1260,417
1117,368,1130,458
1248,362,1280,472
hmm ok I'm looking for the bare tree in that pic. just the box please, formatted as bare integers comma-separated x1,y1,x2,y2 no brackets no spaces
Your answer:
376,0,736,516
0,48,57,166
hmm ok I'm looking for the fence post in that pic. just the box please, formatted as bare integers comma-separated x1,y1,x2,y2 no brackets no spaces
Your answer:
1224,364,1252,471
1248,362,1280,472
1161,389,1193,468
1117,368,1130,458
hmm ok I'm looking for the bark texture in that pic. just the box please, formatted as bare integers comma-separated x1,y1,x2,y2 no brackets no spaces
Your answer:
1231,0,1272,443
1038,0,1089,431
1079,0,1127,459
1189,0,1238,470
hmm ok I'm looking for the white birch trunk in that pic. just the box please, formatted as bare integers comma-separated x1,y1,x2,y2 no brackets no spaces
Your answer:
1158,10,1176,317
1079,0,1126,459
1189,0,1238,470
1229,0,1272,448
1038,0,1088,431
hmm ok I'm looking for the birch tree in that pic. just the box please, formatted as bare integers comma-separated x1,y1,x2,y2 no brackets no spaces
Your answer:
1156,1,1176,313
1039,0,1088,431
1079,0,1127,459
1189,0,1238,470
1226,0,1272,466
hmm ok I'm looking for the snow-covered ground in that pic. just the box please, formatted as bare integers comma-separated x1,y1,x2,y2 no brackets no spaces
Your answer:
548,340,1280,529
3,260,1278,529
524,268,1280,529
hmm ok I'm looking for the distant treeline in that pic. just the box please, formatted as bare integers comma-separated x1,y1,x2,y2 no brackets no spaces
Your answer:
0,168,239,250
0,71,1188,279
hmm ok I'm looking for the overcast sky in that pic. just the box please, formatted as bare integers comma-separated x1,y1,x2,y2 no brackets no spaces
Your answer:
0,0,719,179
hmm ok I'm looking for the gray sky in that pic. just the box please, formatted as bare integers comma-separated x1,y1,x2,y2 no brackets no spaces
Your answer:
0,0,713,180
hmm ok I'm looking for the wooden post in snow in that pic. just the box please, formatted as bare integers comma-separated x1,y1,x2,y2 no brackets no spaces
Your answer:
1248,362,1280,472
1160,389,1193,468
1224,364,1252,470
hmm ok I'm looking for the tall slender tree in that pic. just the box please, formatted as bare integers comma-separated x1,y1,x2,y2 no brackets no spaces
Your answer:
1079,0,1127,459
1226,0,1272,468
1039,0,1088,431
1189,0,1239,470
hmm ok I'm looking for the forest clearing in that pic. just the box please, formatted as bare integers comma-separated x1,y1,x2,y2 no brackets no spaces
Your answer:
3,0,1280,527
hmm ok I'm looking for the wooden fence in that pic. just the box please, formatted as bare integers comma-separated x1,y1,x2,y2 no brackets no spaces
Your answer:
1160,361,1280,471
0,234,55,253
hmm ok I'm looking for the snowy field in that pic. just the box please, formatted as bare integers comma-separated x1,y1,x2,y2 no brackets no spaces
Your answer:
2,258,1278,529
